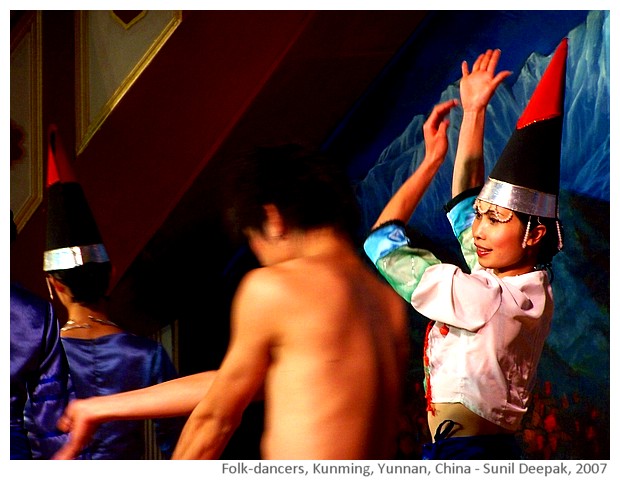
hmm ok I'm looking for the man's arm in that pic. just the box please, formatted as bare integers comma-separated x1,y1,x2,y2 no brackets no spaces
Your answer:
52,371,217,460
372,99,457,229
172,269,273,459
452,49,511,198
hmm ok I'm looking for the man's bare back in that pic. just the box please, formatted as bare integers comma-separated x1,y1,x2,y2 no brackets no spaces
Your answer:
242,237,409,459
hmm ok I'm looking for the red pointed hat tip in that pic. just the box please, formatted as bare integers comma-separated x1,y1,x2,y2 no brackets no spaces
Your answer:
517,38,568,129
46,124,77,187
46,126,61,187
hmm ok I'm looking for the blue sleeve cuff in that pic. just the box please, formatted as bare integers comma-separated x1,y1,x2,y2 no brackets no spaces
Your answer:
364,222,410,265
447,194,476,239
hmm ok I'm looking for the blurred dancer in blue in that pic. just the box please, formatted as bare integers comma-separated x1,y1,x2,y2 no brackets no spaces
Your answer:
40,126,182,459
10,212,72,459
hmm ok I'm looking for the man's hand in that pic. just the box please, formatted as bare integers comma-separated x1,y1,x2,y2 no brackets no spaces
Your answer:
52,399,100,459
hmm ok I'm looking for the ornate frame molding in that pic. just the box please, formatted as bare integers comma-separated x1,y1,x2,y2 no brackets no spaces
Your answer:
10,11,43,232
75,11,182,154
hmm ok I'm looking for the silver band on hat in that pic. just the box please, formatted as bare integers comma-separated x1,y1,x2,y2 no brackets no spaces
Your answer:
43,244,109,271
477,177,557,218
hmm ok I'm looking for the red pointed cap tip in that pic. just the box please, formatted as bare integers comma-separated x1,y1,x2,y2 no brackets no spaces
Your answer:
46,125,61,187
517,38,568,129
46,124,77,187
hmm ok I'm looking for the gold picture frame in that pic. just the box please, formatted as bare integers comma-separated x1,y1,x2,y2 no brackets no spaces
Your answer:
75,10,182,155
10,11,43,233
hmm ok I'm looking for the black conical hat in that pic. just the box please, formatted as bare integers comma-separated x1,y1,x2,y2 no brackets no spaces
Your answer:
478,38,568,218
43,125,109,272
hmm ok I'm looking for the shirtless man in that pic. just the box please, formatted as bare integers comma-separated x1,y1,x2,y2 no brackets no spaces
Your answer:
53,145,409,460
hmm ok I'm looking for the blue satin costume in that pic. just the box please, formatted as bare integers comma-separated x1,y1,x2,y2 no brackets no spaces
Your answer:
10,283,72,459
60,333,183,459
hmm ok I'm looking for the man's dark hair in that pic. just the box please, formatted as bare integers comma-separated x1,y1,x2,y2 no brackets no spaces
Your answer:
222,144,361,243
49,262,112,304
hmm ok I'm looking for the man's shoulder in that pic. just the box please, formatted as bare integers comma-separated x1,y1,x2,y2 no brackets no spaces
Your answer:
235,266,294,305
236,259,347,309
